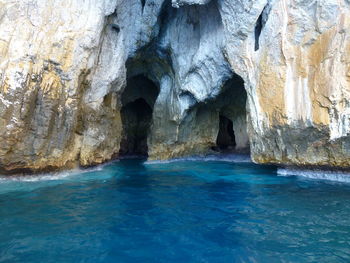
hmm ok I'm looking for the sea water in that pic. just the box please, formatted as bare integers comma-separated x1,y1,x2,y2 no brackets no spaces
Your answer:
0,156,350,262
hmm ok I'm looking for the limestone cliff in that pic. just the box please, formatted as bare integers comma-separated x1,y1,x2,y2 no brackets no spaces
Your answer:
0,0,349,173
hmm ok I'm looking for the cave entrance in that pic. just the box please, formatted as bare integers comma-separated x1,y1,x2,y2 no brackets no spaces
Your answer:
216,115,236,150
119,75,159,157
212,73,249,153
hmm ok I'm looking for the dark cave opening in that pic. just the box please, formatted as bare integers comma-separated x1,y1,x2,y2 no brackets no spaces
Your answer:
210,73,250,154
216,115,236,150
119,75,159,157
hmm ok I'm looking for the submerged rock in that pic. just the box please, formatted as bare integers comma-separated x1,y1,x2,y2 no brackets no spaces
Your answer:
0,0,349,173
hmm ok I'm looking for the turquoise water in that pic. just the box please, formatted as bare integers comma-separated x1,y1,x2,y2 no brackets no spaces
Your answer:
0,157,350,262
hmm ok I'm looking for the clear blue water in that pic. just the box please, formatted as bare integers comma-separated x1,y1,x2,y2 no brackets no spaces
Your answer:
0,158,350,263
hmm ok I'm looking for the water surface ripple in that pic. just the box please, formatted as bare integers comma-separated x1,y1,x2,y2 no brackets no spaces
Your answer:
0,159,349,262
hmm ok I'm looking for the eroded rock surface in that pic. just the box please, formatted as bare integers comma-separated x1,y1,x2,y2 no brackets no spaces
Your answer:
0,0,349,173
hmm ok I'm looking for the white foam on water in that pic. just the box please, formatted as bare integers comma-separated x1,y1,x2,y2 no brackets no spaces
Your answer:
0,171,73,182
277,168,350,183
145,154,252,165
0,162,119,194
0,162,111,183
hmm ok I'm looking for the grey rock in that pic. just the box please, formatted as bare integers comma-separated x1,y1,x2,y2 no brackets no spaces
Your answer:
0,0,349,173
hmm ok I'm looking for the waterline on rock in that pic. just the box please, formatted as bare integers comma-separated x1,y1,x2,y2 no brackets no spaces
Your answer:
0,164,110,183
0,162,120,194
0,171,76,183
145,153,252,165
277,168,350,183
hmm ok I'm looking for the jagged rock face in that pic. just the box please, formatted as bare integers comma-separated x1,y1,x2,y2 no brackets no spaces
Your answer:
232,0,350,167
0,0,349,173
0,1,119,172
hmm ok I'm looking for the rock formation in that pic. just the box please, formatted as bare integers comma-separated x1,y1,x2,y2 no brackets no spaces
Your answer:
0,0,349,173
